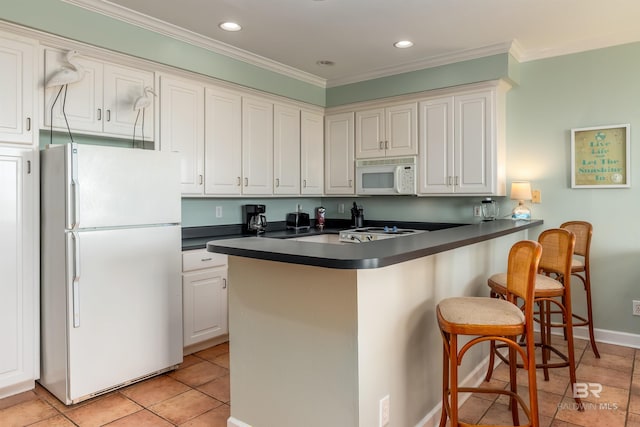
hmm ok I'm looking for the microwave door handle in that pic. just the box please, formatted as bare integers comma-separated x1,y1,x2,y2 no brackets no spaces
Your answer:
395,166,403,193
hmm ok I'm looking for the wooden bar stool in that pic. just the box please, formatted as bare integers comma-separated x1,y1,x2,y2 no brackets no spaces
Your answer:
485,228,583,408
561,221,599,358
437,240,542,427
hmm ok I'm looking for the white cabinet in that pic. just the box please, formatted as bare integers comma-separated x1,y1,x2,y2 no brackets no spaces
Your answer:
0,33,35,144
159,75,205,195
0,147,38,399
300,110,324,195
204,86,242,195
355,103,417,159
242,96,273,195
418,82,508,195
325,112,355,195
273,103,300,195
182,250,228,347
44,49,155,141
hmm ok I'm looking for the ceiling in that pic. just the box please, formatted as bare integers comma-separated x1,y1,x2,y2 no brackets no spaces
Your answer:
69,0,640,87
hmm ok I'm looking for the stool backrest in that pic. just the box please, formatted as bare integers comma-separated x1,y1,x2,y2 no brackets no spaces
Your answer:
561,220,592,259
506,240,542,305
537,228,575,279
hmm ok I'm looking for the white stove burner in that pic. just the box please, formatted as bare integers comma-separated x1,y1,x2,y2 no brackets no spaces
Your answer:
339,226,426,243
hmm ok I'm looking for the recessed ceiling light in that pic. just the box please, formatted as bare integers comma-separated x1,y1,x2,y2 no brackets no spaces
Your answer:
316,60,335,66
394,40,414,49
219,22,242,32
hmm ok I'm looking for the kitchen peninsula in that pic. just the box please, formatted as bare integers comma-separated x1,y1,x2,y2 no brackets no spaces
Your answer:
207,219,542,427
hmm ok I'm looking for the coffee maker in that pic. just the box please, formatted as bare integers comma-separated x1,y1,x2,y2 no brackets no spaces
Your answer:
243,204,267,234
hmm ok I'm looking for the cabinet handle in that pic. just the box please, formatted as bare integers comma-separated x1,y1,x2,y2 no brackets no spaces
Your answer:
223,278,227,289
27,160,31,174
244,177,248,187
349,179,353,187
385,140,389,149
199,174,203,185
26,117,31,131
379,141,384,149
201,257,212,262
237,176,241,186
276,178,280,187
106,109,111,122
303,179,307,188
97,109,102,121
447,176,452,186
455,176,459,186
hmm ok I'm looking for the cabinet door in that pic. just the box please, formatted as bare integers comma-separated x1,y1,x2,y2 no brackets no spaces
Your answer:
242,96,273,195
454,91,493,194
183,267,228,346
103,64,155,140
273,104,300,195
386,102,418,157
159,75,204,195
300,110,324,195
0,35,34,144
0,148,36,398
44,50,103,134
325,112,355,194
355,108,384,159
418,97,454,194
204,87,242,195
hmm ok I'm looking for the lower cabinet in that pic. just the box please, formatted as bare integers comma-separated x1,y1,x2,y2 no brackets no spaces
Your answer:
182,250,228,347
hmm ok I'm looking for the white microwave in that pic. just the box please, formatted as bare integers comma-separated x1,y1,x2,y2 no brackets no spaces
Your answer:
356,156,417,195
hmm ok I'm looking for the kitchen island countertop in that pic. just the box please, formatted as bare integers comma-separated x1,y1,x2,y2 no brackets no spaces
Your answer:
206,219,543,269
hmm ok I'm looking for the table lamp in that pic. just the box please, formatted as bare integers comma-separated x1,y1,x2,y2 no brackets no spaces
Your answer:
510,181,532,220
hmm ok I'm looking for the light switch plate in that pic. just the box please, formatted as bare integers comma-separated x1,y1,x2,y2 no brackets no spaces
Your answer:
532,190,541,204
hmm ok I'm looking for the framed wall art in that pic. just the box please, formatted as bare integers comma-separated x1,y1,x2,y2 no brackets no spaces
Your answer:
571,124,630,188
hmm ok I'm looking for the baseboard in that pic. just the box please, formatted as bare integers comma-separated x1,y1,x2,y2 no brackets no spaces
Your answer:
532,325,640,349
227,416,252,427
183,334,229,356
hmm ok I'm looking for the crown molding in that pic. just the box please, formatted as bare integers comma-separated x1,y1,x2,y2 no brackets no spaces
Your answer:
325,42,513,88
61,0,328,88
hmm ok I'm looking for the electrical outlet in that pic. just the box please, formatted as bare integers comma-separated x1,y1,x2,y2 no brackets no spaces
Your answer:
379,395,390,427
532,189,542,204
473,206,481,217
215,206,223,218
633,300,640,316
338,203,345,214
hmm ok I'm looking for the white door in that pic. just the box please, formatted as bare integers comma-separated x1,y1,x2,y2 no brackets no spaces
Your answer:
455,91,493,194
273,104,300,195
0,148,36,397
325,112,354,194
160,75,204,195
44,50,103,134
66,225,181,401
242,96,273,195
300,110,324,195
103,64,155,139
386,103,418,157
355,108,384,159
0,35,34,144
418,97,453,194
204,87,242,195
183,267,228,346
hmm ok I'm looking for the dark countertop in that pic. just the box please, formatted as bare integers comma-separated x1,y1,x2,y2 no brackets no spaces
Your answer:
204,219,543,269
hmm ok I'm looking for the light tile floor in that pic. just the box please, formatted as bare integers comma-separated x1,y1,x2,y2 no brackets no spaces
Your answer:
0,343,230,427
1,338,639,426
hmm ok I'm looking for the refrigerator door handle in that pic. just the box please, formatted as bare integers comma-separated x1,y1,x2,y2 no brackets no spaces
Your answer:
66,144,80,229
69,231,81,328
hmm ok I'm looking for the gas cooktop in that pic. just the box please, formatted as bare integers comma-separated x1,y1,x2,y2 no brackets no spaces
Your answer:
339,226,426,243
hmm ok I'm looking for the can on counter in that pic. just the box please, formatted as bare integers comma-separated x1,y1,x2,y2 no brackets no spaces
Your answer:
316,206,326,229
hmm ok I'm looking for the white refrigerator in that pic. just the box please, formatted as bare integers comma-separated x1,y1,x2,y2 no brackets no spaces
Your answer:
39,143,183,404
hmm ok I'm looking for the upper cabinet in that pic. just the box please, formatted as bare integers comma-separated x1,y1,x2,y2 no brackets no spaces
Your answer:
44,48,155,142
204,86,242,195
159,74,205,195
242,96,274,195
273,103,301,195
0,33,35,145
325,112,355,195
300,110,324,195
418,81,509,195
355,102,417,159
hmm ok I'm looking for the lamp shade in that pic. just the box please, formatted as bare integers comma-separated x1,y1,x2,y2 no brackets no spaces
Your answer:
510,181,532,201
